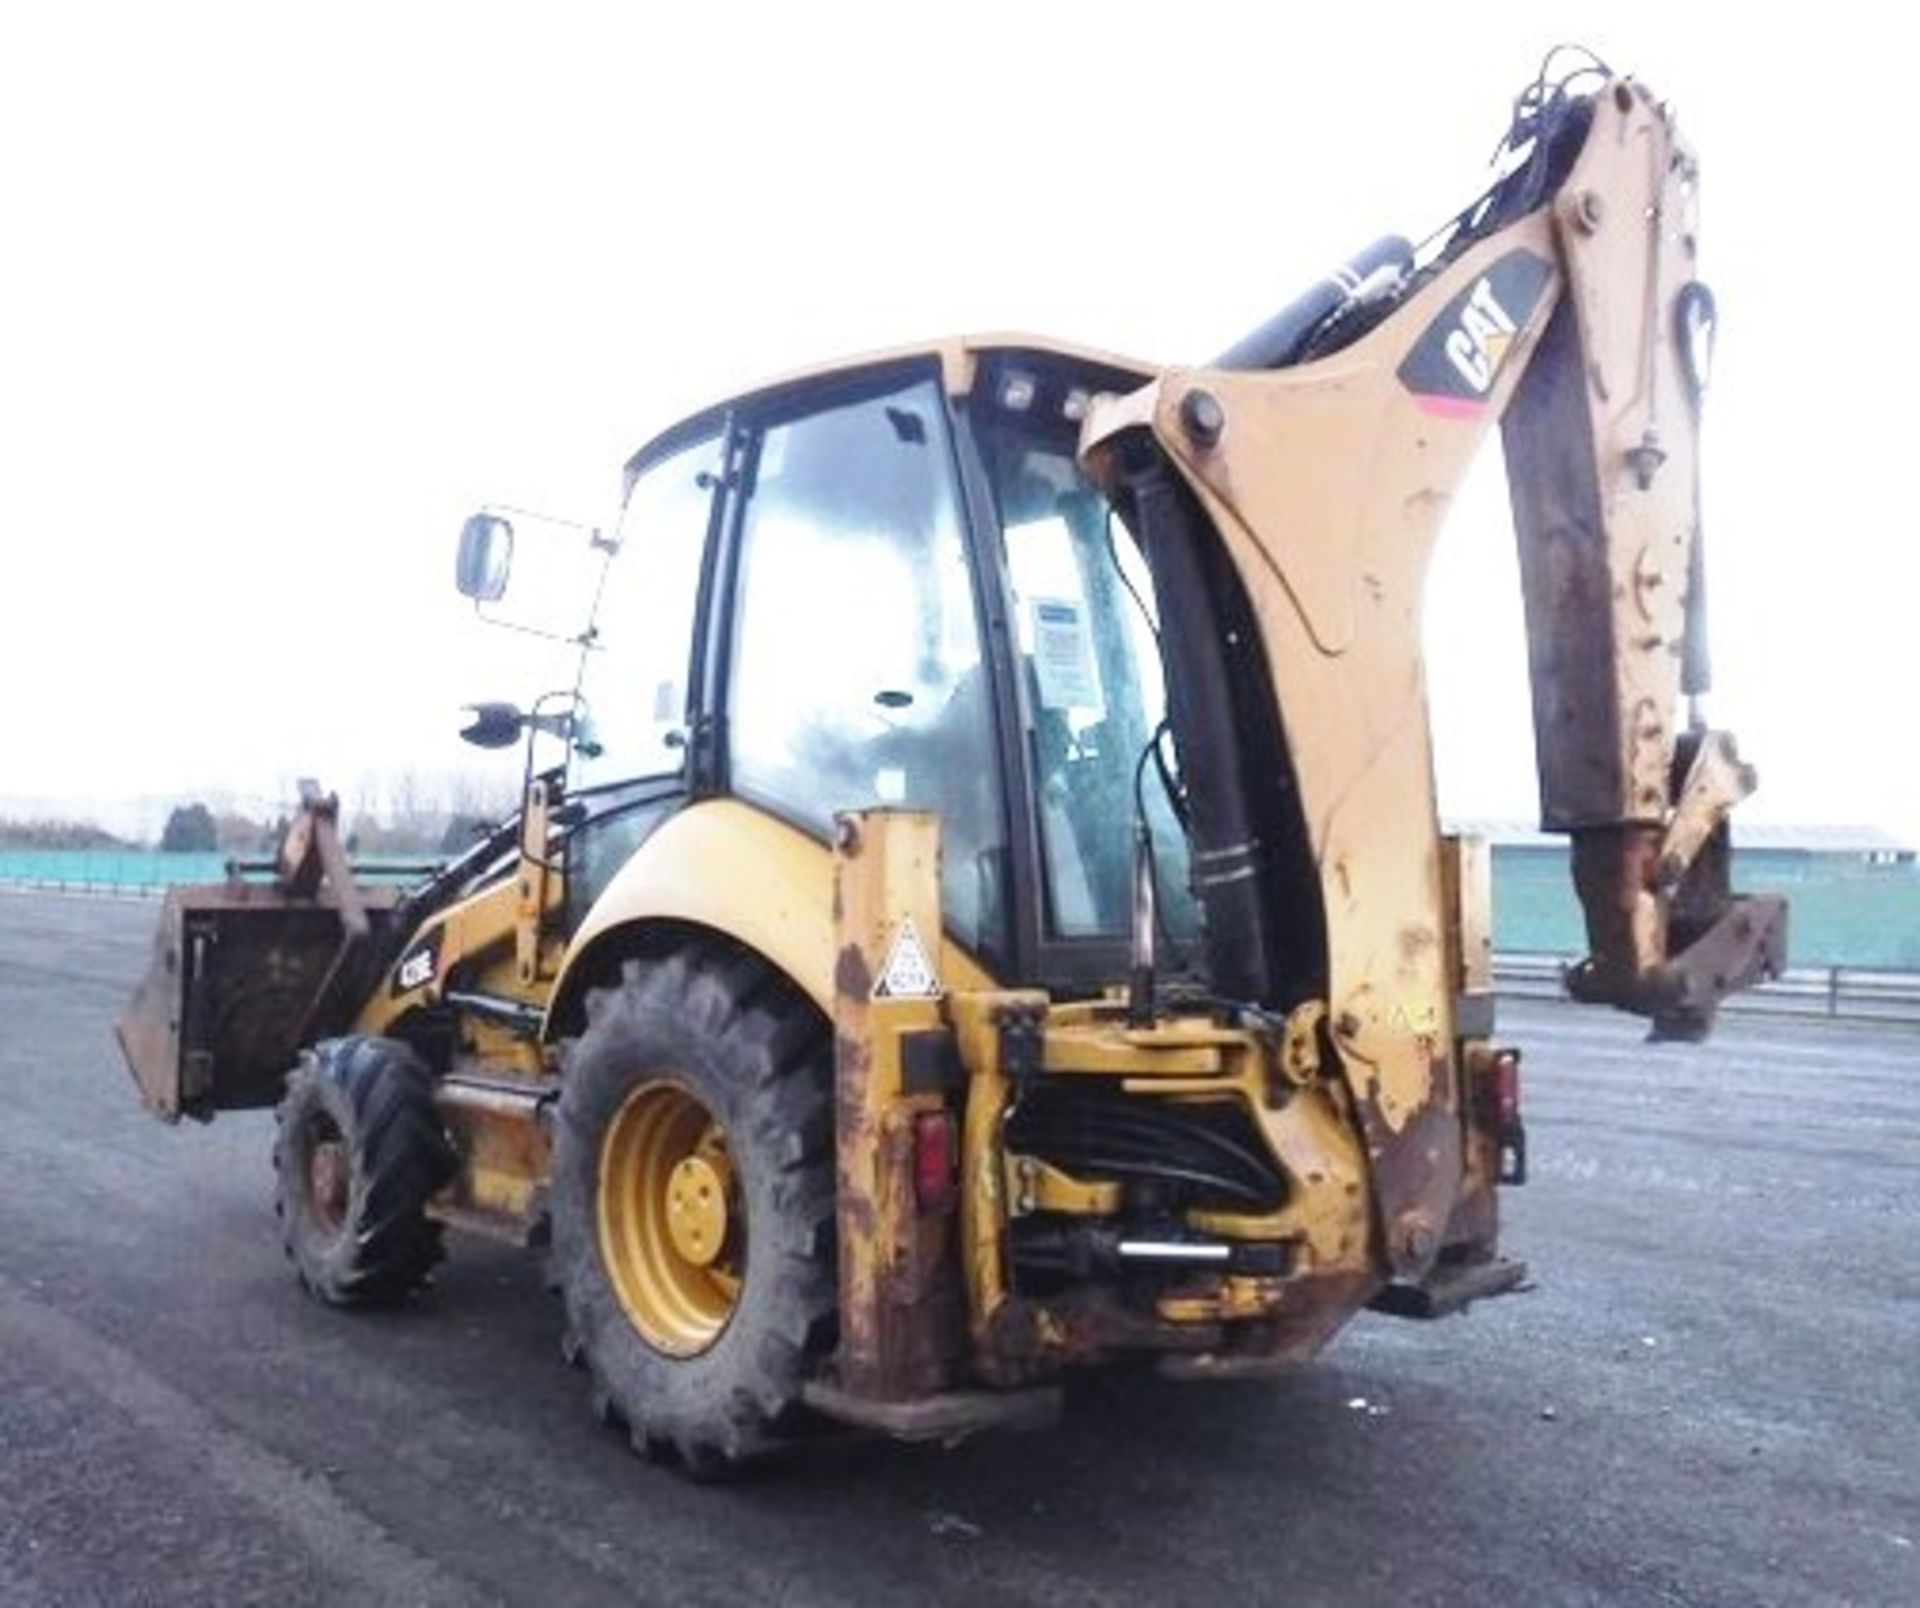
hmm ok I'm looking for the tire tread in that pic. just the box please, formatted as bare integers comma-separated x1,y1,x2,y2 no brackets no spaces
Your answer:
273,1034,456,1307
551,941,836,1475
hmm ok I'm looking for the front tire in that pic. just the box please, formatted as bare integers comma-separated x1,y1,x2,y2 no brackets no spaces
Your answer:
551,946,836,1474
273,1035,456,1306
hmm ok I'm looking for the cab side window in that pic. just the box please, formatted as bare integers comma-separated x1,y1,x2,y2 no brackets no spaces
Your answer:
574,432,723,785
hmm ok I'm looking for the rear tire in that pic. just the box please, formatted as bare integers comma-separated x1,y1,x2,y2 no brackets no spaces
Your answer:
273,1035,456,1306
551,946,836,1475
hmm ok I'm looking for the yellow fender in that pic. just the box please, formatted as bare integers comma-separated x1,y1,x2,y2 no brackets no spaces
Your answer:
544,799,994,1037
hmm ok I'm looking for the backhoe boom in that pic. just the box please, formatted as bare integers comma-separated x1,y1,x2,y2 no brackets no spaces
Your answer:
1083,71,1785,1047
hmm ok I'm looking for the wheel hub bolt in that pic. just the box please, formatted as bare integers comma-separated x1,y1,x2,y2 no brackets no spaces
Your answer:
666,1155,729,1266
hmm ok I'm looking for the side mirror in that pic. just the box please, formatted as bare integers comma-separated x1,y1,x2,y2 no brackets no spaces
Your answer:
455,513,515,602
459,701,526,749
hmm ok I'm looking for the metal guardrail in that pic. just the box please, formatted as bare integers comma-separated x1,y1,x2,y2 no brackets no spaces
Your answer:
0,877,167,902
0,860,430,901
1494,952,1920,1026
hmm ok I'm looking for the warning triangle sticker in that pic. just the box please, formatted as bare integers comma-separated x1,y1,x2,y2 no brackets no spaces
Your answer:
873,916,942,1000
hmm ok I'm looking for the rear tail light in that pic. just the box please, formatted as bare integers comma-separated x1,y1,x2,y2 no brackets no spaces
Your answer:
1484,1047,1527,1186
1490,1049,1521,1128
912,1110,957,1215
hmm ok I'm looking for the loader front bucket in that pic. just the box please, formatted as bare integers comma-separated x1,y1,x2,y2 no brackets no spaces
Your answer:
117,881,400,1122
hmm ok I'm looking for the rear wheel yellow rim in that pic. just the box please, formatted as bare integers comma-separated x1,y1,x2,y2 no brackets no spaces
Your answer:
597,1080,742,1357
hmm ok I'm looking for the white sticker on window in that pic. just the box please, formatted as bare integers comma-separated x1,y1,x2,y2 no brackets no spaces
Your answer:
874,766,906,803
1029,596,1104,713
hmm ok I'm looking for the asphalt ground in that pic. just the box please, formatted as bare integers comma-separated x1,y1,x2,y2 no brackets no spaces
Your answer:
1,889,1914,1607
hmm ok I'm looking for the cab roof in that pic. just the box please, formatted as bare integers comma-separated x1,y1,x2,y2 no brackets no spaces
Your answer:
624,333,1157,482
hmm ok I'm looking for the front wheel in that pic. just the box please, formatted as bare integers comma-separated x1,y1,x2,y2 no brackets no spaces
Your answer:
273,1035,456,1305
551,946,836,1474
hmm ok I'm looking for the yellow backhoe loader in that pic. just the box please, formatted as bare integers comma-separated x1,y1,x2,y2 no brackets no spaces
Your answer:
119,51,1786,1476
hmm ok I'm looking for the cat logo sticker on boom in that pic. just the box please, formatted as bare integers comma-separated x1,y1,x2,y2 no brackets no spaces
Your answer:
1397,248,1553,418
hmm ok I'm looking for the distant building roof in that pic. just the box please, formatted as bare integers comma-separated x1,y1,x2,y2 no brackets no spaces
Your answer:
1450,820,1915,855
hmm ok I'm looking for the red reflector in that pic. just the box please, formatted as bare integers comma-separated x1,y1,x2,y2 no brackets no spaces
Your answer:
912,1110,957,1215
1490,1049,1522,1128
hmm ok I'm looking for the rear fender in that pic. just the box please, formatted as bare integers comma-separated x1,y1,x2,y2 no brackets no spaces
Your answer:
542,799,996,1042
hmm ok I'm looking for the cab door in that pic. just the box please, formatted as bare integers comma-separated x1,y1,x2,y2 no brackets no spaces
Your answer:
718,367,1012,969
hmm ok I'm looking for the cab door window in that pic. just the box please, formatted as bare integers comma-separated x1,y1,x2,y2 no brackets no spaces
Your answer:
726,376,1005,953
983,417,1200,946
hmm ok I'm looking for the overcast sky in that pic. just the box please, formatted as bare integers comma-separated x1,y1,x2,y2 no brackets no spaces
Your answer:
2,3,1913,845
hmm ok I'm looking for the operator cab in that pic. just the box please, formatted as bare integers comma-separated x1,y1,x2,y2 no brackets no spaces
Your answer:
563,343,1203,992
